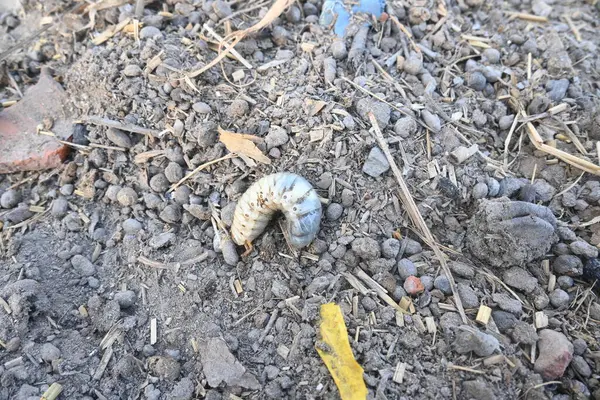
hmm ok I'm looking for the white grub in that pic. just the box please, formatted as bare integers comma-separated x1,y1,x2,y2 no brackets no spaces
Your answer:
230,172,322,249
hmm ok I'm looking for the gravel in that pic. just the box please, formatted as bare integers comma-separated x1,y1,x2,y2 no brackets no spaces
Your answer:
71,255,96,276
362,147,390,178
397,259,417,280
553,254,583,276
325,203,343,221
351,237,380,260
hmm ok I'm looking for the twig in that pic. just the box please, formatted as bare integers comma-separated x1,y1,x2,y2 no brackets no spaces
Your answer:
168,153,237,192
506,12,548,22
564,15,581,41
367,112,468,324
203,24,253,69
80,116,161,137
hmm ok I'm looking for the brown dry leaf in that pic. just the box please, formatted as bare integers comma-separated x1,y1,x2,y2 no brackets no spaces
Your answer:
218,126,270,166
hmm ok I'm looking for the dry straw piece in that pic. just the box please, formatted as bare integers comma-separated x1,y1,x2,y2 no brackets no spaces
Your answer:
367,112,468,324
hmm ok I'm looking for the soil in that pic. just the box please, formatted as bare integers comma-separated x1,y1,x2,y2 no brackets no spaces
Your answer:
1,0,600,399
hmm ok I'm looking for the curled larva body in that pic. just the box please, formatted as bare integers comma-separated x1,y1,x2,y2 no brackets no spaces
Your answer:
230,172,322,249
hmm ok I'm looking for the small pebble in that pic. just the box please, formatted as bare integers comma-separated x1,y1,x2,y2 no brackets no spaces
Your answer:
114,290,137,309
165,162,184,183
362,147,390,178
466,71,487,91
434,275,452,295
557,275,574,289
106,128,133,148
397,259,417,279
394,117,418,138
150,173,170,192
140,26,162,39
326,203,343,221
265,126,289,149
351,237,380,260
330,40,347,60
221,237,239,266
149,232,176,249
117,187,137,207
403,54,423,75
228,99,250,117
40,343,61,363
420,275,434,291
122,218,142,235
51,197,69,217
453,327,499,356
457,283,479,309
341,188,354,207
553,255,583,276
192,102,212,114
498,115,515,130
572,338,587,356
472,182,488,199
482,48,500,64
0,190,20,208
160,204,182,223
571,355,592,377
421,110,441,132
381,238,400,259
71,255,96,276
123,64,142,77
549,288,570,308
570,240,598,259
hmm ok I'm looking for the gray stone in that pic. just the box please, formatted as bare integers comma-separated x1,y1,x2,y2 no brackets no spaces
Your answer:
498,115,515,130
503,267,538,293
122,218,142,235
571,356,591,377
117,187,137,206
510,321,538,345
421,110,441,132
453,327,499,356
394,117,418,138
466,71,487,91
307,276,330,295
492,310,517,333
457,283,479,309
572,338,587,356
570,240,598,259
355,98,391,128
472,182,488,199
449,261,475,278
546,79,570,102
557,275,574,289
40,343,61,362
123,64,142,77
114,290,137,309
401,238,422,255
397,259,417,280
149,232,176,249
221,237,239,266
160,204,182,223
434,275,452,295
330,41,347,60
362,147,390,178
169,377,195,400
265,126,289,149
165,162,184,183
326,203,343,221
403,54,423,75
553,254,583,276
51,197,69,217
492,293,522,315
482,48,501,64
1,189,20,208
381,238,400,259
352,237,381,260
463,380,496,400
549,289,570,308
140,26,162,39
71,255,96,276
199,338,260,389
192,102,212,114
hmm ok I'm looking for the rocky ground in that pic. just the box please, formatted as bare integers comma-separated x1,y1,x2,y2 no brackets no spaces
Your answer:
1,0,600,398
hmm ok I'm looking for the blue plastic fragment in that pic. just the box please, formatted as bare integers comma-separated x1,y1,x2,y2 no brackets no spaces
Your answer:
319,0,385,37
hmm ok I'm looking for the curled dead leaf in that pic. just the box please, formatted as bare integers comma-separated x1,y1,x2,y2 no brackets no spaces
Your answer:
218,126,270,166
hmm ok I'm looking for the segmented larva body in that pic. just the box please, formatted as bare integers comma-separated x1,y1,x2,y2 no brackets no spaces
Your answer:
230,172,322,249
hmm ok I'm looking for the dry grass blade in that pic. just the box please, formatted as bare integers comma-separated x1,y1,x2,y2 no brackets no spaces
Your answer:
367,112,468,324
187,0,294,78
134,150,165,164
522,111,600,176
218,126,271,166
169,153,237,192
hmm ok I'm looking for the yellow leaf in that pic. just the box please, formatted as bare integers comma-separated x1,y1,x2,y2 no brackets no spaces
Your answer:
316,303,368,400
218,126,271,165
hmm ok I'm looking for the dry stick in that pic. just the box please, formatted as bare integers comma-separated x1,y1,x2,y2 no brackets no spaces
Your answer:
203,24,253,69
168,153,237,192
341,76,430,131
80,116,161,137
367,112,467,324
216,0,271,26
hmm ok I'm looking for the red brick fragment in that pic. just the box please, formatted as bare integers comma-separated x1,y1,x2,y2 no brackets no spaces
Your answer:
0,68,72,174
404,276,425,296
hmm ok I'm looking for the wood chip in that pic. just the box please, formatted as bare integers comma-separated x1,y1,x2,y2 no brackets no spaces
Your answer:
548,274,556,292
41,382,63,400
475,305,492,325
393,362,407,384
535,311,549,329
93,346,113,380
150,318,157,344
413,314,426,333
424,316,437,334
232,69,245,82
395,311,405,327
234,279,243,294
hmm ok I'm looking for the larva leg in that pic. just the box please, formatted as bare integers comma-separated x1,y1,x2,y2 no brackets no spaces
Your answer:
241,240,253,257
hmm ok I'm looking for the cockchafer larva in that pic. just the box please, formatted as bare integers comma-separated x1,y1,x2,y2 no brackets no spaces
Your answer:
230,172,322,251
